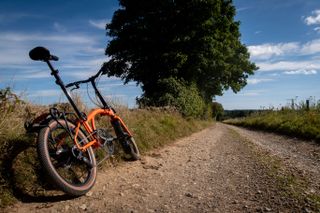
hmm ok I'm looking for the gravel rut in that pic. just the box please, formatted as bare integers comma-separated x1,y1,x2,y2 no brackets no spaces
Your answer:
6,123,320,213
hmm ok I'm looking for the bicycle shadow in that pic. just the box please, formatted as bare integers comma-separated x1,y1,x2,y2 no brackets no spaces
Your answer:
2,137,74,203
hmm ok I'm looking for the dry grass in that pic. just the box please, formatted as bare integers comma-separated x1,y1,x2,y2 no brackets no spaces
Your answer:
0,101,212,208
0,100,38,207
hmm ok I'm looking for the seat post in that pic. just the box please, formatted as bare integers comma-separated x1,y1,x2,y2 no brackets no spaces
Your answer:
45,60,86,120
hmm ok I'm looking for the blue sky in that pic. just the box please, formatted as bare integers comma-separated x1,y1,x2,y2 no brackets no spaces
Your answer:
1,0,320,109
217,0,320,109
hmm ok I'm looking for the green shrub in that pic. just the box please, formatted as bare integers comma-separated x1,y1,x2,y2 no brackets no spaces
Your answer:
138,77,208,118
211,102,224,121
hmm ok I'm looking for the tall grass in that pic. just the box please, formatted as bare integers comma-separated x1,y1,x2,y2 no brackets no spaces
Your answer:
224,108,320,141
125,108,211,152
0,96,212,208
0,93,37,207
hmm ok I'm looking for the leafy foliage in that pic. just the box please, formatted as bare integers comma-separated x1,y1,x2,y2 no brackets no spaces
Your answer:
137,77,206,118
103,0,257,113
212,102,224,121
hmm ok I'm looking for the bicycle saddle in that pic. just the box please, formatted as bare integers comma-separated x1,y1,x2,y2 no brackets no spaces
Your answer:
29,46,59,61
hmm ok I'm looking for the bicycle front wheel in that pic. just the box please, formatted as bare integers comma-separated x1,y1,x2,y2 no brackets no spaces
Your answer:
37,119,97,196
123,137,140,161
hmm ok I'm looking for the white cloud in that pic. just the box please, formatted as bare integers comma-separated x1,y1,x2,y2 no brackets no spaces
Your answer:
0,32,93,44
247,78,274,85
258,60,320,72
248,42,299,60
284,69,317,75
237,7,251,12
63,69,101,79
269,73,280,77
0,30,109,89
241,92,260,97
0,31,105,68
304,10,320,25
0,13,43,24
238,90,265,97
89,19,108,30
53,22,66,32
17,70,51,79
0,32,97,66
29,89,62,97
248,39,320,60
314,27,320,33
301,39,320,55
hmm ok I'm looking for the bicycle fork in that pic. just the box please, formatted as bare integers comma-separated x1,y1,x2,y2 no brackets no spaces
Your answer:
111,119,132,154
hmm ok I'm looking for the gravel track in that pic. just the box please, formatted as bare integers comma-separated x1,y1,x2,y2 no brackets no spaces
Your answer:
6,123,320,213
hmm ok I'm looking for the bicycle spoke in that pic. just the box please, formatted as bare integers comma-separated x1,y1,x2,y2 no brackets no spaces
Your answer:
45,125,92,185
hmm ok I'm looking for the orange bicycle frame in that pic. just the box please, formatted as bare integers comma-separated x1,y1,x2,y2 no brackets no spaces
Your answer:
42,59,133,152
72,108,132,151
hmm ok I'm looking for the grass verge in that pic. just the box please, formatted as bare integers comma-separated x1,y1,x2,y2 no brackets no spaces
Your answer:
224,109,320,141
0,104,212,208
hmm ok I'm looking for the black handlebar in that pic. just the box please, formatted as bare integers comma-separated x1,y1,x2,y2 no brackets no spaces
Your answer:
65,69,104,89
65,79,92,88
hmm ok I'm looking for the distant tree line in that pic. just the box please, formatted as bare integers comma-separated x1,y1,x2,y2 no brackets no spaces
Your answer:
222,109,265,120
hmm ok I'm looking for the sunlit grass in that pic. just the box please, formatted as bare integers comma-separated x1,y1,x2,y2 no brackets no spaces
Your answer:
224,109,320,141
0,98,212,208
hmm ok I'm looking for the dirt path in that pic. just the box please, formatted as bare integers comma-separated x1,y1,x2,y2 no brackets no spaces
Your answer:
227,125,320,191
6,123,320,212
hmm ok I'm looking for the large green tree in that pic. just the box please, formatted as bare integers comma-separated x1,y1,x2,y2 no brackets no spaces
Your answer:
103,0,257,109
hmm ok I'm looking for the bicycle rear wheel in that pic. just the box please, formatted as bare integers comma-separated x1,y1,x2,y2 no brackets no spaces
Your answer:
37,119,97,196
